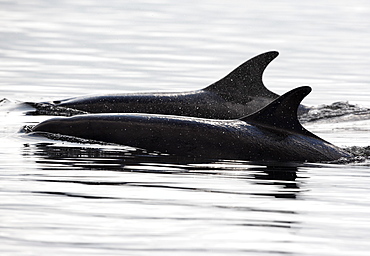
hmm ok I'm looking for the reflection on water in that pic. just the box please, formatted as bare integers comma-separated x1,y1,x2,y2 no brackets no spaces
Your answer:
6,142,308,255
24,142,302,200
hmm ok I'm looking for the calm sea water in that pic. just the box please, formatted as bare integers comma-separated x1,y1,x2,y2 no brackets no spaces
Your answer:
1,0,370,255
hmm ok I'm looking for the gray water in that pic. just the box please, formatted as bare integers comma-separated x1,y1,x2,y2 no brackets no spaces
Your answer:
1,0,370,255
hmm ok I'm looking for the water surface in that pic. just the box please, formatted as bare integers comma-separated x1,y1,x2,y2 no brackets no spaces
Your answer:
1,1,370,255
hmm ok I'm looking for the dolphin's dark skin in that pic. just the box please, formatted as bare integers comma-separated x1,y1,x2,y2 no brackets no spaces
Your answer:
32,86,350,162
46,51,293,119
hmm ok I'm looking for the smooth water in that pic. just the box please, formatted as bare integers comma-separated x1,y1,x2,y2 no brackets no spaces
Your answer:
1,0,370,255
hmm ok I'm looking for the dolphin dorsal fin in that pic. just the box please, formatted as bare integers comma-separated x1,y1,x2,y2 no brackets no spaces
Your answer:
205,51,279,100
241,86,320,139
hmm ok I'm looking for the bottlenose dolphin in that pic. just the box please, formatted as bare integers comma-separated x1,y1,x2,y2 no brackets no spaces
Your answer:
32,86,350,162
41,51,289,119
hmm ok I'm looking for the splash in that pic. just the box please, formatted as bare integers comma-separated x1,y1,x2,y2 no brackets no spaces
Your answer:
300,102,370,123
23,125,111,145
329,146,370,164
24,102,88,116
0,98,10,104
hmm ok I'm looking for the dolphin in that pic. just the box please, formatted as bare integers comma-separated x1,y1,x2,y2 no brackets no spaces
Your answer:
31,86,350,162
38,51,293,119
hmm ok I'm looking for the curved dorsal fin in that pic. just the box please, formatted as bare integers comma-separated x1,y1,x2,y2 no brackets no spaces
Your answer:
204,51,279,100
241,86,322,140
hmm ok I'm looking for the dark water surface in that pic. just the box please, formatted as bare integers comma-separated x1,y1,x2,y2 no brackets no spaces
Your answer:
1,1,370,255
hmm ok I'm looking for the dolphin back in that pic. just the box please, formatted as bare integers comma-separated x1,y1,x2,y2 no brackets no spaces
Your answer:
31,87,351,162
29,52,280,119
